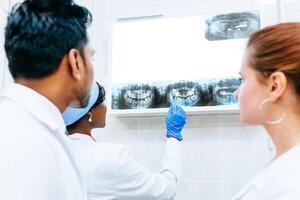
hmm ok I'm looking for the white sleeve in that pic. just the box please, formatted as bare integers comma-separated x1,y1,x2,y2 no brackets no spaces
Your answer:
160,137,182,184
113,137,182,200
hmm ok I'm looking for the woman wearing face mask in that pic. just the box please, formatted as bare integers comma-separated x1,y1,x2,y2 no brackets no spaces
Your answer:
63,82,186,200
232,22,300,199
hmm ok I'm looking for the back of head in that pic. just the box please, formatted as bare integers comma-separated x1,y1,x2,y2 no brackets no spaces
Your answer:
247,22,300,97
4,0,92,79
64,82,106,131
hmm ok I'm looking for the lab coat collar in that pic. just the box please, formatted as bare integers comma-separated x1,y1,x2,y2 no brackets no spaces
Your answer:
70,133,95,141
267,143,300,167
1,83,66,134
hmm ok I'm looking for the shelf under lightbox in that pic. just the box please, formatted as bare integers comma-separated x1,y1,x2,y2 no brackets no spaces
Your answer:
109,105,240,118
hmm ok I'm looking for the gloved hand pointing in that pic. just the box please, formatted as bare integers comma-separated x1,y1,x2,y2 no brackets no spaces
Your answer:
166,104,186,141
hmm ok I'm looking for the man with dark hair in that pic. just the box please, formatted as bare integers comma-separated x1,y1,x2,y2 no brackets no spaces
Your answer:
0,0,94,199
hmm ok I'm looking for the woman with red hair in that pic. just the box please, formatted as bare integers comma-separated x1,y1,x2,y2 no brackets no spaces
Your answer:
233,22,300,199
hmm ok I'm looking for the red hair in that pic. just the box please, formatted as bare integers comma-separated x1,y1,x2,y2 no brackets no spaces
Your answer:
247,22,300,96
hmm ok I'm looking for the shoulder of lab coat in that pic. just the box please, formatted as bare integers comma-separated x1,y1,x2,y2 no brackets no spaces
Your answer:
70,134,182,200
232,144,300,200
0,84,86,200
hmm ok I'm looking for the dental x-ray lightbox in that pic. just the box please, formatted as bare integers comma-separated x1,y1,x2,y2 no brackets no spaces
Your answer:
110,11,261,116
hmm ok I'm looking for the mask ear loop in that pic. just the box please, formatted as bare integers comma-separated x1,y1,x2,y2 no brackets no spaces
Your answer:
258,98,286,125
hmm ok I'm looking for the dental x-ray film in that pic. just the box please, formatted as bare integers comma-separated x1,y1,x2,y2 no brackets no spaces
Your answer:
205,11,260,41
111,78,241,110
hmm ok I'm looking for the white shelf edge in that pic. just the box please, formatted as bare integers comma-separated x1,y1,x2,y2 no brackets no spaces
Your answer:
108,105,240,117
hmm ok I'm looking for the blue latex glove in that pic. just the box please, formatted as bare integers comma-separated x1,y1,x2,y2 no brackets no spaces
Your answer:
166,104,186,141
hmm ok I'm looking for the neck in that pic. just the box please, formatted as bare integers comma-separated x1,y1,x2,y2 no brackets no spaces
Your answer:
15,77,70,112
265,112,300,158
68,119,93,137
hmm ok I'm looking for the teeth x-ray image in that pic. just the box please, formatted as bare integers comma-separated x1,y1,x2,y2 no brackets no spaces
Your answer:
166,81,201,107
205,11,260,41
213,78,241,105
199,80,214,106
122,84,155,109
154,82,169,108
112,78,240,110
111,86,123,110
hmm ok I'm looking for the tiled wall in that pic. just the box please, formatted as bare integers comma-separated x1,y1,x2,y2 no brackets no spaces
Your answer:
94,114,272,200
0,0,9,91
1,0,299,199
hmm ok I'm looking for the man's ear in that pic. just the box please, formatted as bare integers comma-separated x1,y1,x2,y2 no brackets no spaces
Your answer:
68,49,84,81
268,71,287,100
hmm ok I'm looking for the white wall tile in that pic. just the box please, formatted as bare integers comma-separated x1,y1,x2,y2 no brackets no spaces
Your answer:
0,0,9,8
140,0,171,8
2,63,13,88
137,117,167,171
109,0,141,19
218,114,241,126
9,0,23,8
260,0,280,27
223,181,247,200
220,125,268,181
2,0,21,89
0,0,9,91
138,0,167,17
182,115,221,180
75,0,94,13
279,0,300,22
175,180,222,200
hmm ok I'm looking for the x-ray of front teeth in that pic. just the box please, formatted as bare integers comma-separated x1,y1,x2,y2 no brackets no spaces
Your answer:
205,11,260,41
198,80,215,106
166,81,201,107
154,82,169,108
213,78,241,105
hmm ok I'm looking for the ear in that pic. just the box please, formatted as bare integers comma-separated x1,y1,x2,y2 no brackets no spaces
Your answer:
67,49,85,81
87,111,92,117
268,71,287,100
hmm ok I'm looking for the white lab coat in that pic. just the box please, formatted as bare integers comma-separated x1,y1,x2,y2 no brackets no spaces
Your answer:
69,133,182,200
0,84,86,200
232,144,300,200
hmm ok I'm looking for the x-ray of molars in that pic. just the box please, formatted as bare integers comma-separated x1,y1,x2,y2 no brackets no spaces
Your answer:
213,78,241,105
205,11,260,41
166,81,201,107
112,84,156,109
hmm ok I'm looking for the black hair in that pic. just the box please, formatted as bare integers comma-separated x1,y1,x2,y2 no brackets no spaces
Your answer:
91,82,106,109
4,0,92,79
